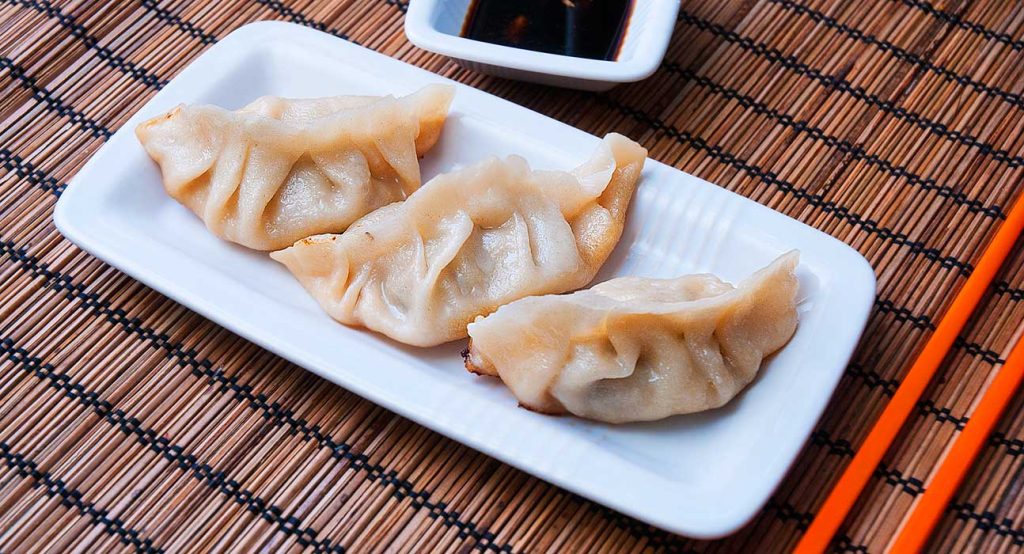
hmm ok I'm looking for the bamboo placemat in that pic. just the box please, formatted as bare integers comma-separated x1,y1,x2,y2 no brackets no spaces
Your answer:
0,0,1021,551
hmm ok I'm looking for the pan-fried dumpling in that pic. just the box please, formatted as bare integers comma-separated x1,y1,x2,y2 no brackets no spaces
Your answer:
465,252,800,423
135,85,454,250
271,133,647,346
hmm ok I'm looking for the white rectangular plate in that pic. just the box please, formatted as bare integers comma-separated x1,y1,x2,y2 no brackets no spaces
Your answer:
54,22,876,539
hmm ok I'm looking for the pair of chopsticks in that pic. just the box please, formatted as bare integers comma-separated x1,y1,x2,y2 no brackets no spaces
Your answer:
795,188,1024,553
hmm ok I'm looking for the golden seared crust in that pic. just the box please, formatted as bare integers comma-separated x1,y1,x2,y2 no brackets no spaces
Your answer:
462,341,499,376
461,345,477,373
462,252,799,423
414,114,447,156
573,135,646,272
516,402,567,417
411,85,454,156
464,343,567,416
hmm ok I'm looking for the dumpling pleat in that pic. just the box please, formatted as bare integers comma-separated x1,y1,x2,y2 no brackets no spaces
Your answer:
136,84,454,250
467,252,800,423
272,133,648,346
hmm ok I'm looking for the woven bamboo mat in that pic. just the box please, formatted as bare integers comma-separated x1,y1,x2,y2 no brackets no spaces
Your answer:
0,0,1022,551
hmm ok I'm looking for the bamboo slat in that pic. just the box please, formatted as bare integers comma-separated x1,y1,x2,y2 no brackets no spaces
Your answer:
0,0,1022,552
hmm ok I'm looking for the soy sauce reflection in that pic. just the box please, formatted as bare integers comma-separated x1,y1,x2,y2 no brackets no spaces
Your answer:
461,0,634,61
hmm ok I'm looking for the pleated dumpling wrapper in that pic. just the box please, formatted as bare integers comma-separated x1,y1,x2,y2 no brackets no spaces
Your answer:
135,84,454,250
271,133,647,346
465,252,800,423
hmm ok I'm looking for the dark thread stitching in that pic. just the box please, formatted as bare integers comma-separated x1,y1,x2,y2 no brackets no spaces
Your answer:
766,478,1024,545
990,432,1024,457
950,502,1024,544
253,0,352,41
874,298,935,330
899,0,1024,52
0,8,654,545
952,337,1006,365
6,1,1011,544
834,534,870,553
764,499,813,530
0,149,66,197
578,498,696,553
809,430,1024,538
598,94,974,275
677,10,1024,169
0,441,161,553
770,0,1024,112
918,400,969,430
993,280,1024,302
0,57,112,139
5,2,956,539
6,1,982,276
660,63,1005,219
875,463,925,496
6,0,168,88
0,239,513,554
810,429,856,457
0,337,347,554
137,0,218,44
844,363,899,397
0,7,504,545
0,61,998,539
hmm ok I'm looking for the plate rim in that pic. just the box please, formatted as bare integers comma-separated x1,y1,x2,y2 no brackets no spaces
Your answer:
53,20,877,539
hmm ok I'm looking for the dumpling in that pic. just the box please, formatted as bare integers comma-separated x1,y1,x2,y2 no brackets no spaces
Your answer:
271,133,647,346
465,252,800,423
135,84,454,250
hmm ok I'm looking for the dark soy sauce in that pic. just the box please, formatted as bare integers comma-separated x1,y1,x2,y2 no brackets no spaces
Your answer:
461,0,634,61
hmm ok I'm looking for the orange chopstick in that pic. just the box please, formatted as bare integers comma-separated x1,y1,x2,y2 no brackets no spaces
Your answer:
795,188,1024,554
891,330,1024,553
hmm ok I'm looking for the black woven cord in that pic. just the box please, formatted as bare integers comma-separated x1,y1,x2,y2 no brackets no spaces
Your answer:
899,0,1024,52
875,463,926,497
0,148,65,197
253,0,351,40
990,432,1024,457
12,0,988,276
950,502,1024,544
138,0,218,44
574,495,697,553
993,280,1024,302
784,432,1022,546
5,0,169,87
0,336,347,554
874,298,936,330
0,57,112,139
844,363,900,397
918,399,970,430
834,533,871,553
764,499,814,530
676,10,1024,169
770,0,1024,111
658,62,1004,219
810,430,857,458
0,238,514,554
4,1,1021,548
952,337,1007,365
0,441,161,553
0,56,1007,550
598,94,974,276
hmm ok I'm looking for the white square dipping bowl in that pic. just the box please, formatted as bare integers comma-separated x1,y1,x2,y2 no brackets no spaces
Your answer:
405,0,681,90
